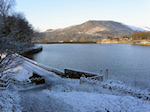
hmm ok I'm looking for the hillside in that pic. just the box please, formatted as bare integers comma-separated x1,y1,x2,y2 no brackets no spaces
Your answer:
33,20,135,43
61,20,133,36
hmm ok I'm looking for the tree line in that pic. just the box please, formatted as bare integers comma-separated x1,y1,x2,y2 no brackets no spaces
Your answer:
131,31,150,40
0,0,34,77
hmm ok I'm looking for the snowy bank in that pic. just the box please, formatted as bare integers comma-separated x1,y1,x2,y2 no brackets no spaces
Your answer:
0,56,150,112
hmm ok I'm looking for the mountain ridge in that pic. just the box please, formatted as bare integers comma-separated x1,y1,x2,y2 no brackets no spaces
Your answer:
33,20,149,42
47,20,149,32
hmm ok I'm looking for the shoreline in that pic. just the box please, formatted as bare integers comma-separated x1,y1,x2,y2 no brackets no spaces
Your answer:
33,42,97,44
33,42,150,46
22,45,43,56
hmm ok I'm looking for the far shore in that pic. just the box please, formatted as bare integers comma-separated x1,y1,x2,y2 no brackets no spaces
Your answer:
33,42,97,44
33,41,150,46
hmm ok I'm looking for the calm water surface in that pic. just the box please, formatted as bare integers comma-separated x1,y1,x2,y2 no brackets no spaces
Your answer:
29,44,150,89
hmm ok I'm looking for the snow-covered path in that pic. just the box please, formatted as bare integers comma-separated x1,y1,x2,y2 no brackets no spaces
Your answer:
19,87,150,112
19,89,76,112
50,91,150,112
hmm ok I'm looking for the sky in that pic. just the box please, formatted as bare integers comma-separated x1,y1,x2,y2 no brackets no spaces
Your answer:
15,0,150,31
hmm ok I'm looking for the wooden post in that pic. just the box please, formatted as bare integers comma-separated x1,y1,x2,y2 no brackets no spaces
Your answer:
105,69,108,80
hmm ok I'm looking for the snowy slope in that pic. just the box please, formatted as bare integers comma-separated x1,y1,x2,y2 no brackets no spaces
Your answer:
138,26,150,31
122,23,150,31
127,25,146,31
127,25,150,31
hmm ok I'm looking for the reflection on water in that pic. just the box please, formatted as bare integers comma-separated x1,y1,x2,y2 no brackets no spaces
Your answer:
29,44,150,90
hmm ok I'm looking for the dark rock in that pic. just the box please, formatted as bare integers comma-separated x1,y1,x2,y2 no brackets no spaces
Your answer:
64,69,99,79
29,72,45,85
22,46,43,56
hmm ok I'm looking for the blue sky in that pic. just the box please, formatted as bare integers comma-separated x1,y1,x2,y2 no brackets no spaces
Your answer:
15,0,150,31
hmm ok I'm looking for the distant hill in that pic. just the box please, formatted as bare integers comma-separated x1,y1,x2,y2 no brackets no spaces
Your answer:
32,20,147,43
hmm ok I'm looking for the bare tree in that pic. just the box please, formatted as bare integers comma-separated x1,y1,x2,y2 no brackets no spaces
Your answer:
0,36,33,78
0,0,15,18
0,0,34,78
0,0,15,37
9,13,33,42
0,37,20,78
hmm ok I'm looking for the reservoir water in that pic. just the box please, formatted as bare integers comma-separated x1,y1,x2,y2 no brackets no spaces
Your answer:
29,44,150,89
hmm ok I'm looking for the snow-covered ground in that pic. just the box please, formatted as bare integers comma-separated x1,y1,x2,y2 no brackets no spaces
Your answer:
0,90,22,112
46,91,149,112
0,57,150,112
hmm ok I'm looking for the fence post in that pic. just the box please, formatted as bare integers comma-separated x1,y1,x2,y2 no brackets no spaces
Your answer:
105,69,108,80
80,74,85,84
100,69,102,74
